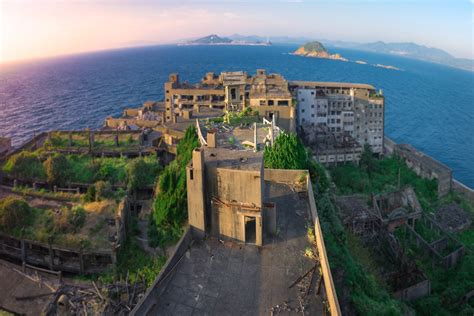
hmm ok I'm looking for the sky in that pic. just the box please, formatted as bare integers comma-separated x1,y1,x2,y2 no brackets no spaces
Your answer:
0,0,473,63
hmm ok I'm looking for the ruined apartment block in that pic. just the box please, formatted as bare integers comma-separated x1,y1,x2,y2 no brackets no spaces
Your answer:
163,70,384,167
293,81,385,163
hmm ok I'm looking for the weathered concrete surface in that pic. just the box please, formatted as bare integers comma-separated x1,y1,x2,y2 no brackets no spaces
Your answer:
149,182,324,315
0,259,53,315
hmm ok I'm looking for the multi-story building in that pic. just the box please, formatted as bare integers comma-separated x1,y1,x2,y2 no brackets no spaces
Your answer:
163,70,384,161
164,69,296,132
291,81,385,157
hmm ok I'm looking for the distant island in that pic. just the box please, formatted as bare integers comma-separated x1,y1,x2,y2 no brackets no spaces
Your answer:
179,34,271,46
292,41,348,61
323,40,473,72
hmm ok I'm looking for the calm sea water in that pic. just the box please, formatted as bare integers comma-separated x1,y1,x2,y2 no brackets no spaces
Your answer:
0,44,473,187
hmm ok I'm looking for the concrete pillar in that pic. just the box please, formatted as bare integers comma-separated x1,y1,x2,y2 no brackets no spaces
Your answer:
187,149,206,238
79,250,85,274
183,110,192,120
21,240,26,264
48,244,54,270
256,216,263,246
207,131,216,148
253,123,257,152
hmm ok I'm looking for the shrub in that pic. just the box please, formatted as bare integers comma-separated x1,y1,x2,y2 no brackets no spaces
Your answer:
54,205,86,233
0,197,34,233
3,151,45,181
84,185,96,202
127,157,161,191
264,133,308,170
151,126,198,246
264,133,329,192
94,181,113,201
44,154,70,186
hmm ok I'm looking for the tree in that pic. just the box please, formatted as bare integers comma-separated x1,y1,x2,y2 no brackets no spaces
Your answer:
264,133,329,192
360,143,377,175
127,158,149,192
44,154,70,186
150,126,198,246
0,197,33,233
264,133,309,170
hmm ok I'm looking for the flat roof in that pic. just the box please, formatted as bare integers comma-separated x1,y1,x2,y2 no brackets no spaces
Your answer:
290,80,376,90
148,182,324,315
203,147,263,171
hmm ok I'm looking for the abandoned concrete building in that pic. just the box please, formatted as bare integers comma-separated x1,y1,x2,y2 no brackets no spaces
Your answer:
301,125,363,165
162,70,384,168
164,70,296,132
292,81,384,159
131,118,341,315
372,187,423,232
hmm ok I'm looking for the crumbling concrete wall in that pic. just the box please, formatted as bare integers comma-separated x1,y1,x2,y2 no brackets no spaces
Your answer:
394,279,431,301
130,228,192,316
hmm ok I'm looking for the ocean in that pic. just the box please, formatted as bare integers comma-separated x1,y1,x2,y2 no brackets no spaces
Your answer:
0,44,473,187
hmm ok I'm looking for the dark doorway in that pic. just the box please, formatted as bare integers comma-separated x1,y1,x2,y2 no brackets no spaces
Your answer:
245,216,256,244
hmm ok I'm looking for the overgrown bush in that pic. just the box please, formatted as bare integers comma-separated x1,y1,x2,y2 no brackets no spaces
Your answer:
316,194,405,315
127,156,161,192
264,133,329,192
0,197,34,233
150,126,198,247
44,154,71,186
3,151,45,181
94,181,113,201
54,205,86,233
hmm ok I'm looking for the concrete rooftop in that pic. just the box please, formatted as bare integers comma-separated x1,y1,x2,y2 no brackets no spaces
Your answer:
149,182,324,315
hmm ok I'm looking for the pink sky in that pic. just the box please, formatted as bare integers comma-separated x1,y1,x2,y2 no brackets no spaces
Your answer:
1,0,472,63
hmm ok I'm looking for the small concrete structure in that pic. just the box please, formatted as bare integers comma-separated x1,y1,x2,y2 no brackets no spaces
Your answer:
436,203,472,232
372,187,423,232
187,147,275,246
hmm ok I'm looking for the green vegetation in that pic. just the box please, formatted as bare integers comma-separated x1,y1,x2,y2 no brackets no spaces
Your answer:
99,237,166,287
0,197,34,234
150,126,199,247
331,146,437,211
3,150,161,189
317,194,405,315
12,186,81,202
223,108,259,126
302,41,328,54
2,151,45,181
44,154,70,186
262,133,400,313
45,131,141,151
127,157,161,192
0,196,116,250
330,145,474,314
264,133,329,192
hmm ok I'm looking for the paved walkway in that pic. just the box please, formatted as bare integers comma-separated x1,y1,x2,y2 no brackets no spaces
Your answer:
149,182,324,315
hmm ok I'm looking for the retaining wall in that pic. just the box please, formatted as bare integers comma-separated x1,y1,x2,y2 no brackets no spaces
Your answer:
131,227,193,315
394,279,431,301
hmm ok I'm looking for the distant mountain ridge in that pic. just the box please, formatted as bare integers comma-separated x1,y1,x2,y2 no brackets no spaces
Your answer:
224,35,472,72
181,34,270,46
321,40,473,72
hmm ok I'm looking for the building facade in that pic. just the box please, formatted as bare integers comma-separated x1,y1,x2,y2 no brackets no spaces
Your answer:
292,81,385,158
163,70,384,162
